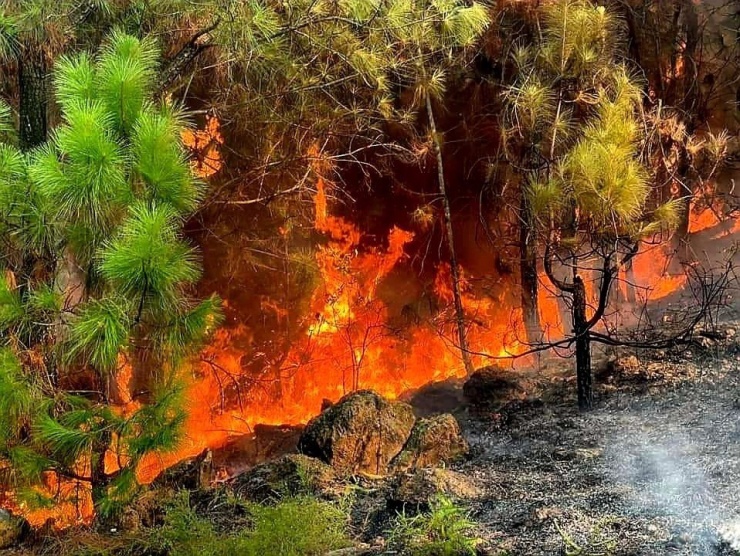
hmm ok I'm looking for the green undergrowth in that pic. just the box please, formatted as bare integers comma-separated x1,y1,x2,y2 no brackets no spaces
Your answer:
153,493,351,556
387,495,480,556
54,492,352,556
32,492,486,556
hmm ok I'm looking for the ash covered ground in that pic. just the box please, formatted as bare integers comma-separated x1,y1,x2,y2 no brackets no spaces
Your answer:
453,347,740,555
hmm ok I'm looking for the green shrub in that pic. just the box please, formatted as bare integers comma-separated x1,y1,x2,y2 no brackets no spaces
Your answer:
150,492,351,556
387,495,479,556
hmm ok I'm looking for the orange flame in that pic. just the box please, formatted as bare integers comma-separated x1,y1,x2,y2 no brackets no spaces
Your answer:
7,194,729,527
182,116,223,178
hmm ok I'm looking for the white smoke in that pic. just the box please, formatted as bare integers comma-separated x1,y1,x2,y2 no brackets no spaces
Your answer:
606,429,740,554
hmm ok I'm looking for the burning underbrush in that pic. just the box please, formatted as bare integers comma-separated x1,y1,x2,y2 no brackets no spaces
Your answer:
3,168,739,531
8,336,740,555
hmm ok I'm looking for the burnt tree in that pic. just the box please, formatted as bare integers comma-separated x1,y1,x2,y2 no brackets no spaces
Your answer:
544,242,638,409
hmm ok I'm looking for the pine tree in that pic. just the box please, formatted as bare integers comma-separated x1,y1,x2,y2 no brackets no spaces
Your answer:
0,1,205,153
0,32,220,516
502,0,680,409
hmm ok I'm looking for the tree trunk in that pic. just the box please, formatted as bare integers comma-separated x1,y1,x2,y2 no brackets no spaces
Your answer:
17,47,48,294
90,434,111,513
573,276,592,410
425,94,474,375
520,192,540,344
18,48,48,151
674,140,693,248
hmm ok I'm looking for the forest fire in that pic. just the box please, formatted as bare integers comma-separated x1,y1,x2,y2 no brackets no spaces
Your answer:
5,175,727,529
132,181,717,483
0,1,737,552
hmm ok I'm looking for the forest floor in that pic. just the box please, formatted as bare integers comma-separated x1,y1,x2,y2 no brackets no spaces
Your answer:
9,333,740,556
450,341,740,555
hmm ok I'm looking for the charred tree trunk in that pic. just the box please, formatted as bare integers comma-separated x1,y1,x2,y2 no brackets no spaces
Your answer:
520,192,540,344
674,0,700,247
90,432,112,513
17,46,49,292
572,276,592,410
674,138,694,250
425,94,474,376
18,48,48,151
157,20,219,96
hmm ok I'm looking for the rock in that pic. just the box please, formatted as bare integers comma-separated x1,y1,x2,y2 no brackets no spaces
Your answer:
401,379,464,417
612,355,640,374
298,390,416,475
213,424,303,477
390,414,469,472
230,454,339,502
463,366,522,408
726,328,736,339
151,448,213,490
0,509,28,549
389,468,481,511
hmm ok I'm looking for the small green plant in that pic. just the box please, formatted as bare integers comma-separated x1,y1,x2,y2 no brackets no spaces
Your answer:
147,492,352,556
387,495,479,556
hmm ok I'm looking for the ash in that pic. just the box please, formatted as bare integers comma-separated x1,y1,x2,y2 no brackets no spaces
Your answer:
457,350,740,555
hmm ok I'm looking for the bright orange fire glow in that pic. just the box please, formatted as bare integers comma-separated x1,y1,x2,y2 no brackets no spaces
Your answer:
2,472,94,529
128,178,537,484
689,207,722,234
628,245,686,302
182,116,223,178
4,191,730,526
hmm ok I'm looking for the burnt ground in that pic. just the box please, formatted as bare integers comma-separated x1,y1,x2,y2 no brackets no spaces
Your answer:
451,347,740,555
9,341,740,556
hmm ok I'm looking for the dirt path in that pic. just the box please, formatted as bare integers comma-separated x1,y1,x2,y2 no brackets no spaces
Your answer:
460,354,740,555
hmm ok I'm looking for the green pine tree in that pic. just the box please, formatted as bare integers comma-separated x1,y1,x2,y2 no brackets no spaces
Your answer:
501,0,680,409
0,31,220,517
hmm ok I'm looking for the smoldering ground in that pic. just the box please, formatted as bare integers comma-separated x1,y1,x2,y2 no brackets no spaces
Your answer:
456,350,740,555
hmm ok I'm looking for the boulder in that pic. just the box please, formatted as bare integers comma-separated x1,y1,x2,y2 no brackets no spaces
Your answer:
151,448,213,490
390,414,469,472
401,379,464,417
298,390,416,475
463,366,522,408
230,454,339,502
0,509,28,549
213,424,303,477
389,468,481,511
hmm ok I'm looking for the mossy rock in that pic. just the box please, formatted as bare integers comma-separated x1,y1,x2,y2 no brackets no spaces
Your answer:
389,468,481,511
230,454,340,502
298,390,416,476
390,413,469,472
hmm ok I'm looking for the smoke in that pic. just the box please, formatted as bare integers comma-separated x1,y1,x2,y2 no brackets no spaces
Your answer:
606,428,740,554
